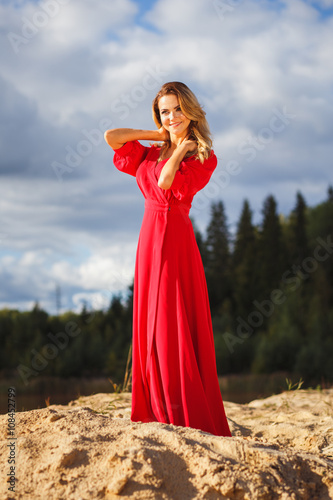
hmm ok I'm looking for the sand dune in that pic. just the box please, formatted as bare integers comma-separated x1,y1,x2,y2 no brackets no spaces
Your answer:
1,389,332,499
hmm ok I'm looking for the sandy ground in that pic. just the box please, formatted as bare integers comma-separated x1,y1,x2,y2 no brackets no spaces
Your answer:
1,388,332,499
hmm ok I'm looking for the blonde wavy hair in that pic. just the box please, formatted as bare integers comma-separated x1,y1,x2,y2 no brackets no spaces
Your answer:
152,82,213,164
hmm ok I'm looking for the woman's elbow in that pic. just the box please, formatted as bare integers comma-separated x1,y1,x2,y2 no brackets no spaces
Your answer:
104,129,118,148
104,129,112,144
158,176,172,190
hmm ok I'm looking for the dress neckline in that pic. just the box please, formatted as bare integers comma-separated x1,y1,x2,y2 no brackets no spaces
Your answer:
155,145,174,166
155,157,168,167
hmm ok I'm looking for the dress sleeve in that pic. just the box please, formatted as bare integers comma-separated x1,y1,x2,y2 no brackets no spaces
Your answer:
113,140,149,177
170,151,218,200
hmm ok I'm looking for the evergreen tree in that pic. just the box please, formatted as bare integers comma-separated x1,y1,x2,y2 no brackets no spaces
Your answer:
288,191,309,266
257,195,284,298
282,191,310,329
307,195,333,309
233,200,255,268
205,201,231,312
232,199,258,319
328,185,333,203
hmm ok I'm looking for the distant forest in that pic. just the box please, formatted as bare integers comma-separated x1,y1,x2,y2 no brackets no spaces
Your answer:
1,187,333,388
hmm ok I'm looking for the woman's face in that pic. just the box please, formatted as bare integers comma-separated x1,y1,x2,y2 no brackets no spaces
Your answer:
158,94,191,139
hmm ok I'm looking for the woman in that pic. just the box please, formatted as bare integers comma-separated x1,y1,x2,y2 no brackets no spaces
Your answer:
104,82,231,437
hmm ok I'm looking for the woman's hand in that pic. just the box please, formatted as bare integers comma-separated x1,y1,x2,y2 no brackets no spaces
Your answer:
180,139,197,153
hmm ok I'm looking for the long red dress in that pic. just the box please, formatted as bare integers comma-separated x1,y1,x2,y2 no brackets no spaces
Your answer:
113,140,231,437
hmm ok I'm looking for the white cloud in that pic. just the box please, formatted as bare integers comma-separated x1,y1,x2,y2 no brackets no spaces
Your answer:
51,247,135,291
0,242,136,313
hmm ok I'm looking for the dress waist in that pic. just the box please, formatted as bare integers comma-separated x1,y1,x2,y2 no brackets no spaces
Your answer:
144,199,190,215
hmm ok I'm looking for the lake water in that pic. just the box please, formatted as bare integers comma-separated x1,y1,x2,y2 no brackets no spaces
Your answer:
0,372,311,414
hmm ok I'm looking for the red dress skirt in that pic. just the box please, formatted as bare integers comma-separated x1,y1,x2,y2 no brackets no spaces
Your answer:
113,140,231,437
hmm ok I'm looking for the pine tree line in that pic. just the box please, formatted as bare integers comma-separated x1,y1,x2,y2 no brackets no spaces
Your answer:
198,187,333,382
0,295,133,386
0,187,332,386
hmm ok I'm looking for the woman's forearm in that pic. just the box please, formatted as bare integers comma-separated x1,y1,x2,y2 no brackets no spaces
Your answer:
157,144,188,190
104,128,163,149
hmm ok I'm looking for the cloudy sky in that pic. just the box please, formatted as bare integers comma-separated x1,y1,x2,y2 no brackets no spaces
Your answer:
0,0,332,314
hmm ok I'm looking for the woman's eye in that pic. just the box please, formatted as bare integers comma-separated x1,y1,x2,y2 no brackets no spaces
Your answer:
161,108,181,115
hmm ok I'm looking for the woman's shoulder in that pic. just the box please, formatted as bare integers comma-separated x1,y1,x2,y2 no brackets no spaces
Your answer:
182,149,217,169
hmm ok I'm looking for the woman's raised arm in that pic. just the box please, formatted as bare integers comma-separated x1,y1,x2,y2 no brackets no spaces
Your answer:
104,127,169,150
158,139,197,190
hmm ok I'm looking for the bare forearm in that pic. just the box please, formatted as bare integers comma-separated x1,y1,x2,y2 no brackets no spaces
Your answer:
157,145,188,190
104,128,162,149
